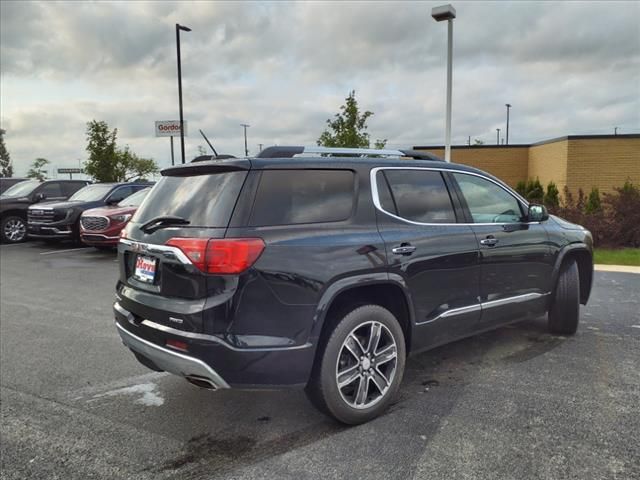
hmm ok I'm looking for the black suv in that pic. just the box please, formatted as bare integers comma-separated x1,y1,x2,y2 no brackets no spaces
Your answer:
114,146,593,424
0,179,89,243
27,182,150,243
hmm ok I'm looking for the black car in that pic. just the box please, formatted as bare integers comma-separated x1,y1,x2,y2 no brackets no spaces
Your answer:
0,177,28,195
0,179,90,243
113,146,593,424
27,182,151,243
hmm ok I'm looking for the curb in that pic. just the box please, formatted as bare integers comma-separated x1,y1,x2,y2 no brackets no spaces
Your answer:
594,265,640,274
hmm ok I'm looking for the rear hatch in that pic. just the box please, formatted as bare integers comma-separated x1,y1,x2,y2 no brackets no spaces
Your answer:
117,161,254,333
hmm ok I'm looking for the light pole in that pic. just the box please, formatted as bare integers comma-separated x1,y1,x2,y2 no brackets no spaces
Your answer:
505,103,511,145
432,4,456,163
496,128,501,145
240,124,250,156
176,23,191,164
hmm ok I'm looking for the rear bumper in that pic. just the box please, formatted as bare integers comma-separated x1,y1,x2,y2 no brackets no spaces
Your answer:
113,302,315,388
115,321,230,389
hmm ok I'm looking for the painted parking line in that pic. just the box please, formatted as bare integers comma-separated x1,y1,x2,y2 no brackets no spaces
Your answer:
39,247,94,256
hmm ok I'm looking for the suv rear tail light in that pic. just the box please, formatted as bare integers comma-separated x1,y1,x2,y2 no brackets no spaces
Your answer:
166,237,265,274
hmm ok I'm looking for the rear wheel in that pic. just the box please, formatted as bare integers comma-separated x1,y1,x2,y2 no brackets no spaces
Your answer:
1,216,27,243
548,259,580,334
306,305,406,424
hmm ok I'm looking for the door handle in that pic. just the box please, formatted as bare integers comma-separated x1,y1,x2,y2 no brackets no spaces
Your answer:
480,236,499,247
392,244,416,255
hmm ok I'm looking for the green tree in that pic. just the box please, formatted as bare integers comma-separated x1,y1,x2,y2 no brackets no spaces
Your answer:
473,139,485,145
83,120,158,182
114,147,159,182
317,90,386,149
0,128,13,177
585,187,602,214
544,181,560,209
515,180,527,197
26,158,50,181
197,145,207,156
84,120,119,182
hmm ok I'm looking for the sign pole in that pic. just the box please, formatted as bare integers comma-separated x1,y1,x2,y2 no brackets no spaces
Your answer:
170,136,175,166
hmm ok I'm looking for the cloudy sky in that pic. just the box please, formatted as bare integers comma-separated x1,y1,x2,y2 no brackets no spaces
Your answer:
1,0,639,176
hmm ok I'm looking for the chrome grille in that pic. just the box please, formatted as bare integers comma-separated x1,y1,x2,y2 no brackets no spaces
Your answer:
81,216,109,231
28,209,55,223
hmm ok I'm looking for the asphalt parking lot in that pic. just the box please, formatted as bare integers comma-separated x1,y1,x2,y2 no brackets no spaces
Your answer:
1,242,639,480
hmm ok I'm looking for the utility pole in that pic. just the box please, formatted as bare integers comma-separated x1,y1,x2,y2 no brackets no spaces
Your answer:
258,143,263,152
176,23,191,164
467,135,471,146
240,124,250,156
505,103,511,145
614,126,618,135
496,128,501,145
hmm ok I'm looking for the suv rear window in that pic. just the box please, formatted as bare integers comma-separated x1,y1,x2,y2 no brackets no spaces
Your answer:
249,170,354,226
132,172,247,227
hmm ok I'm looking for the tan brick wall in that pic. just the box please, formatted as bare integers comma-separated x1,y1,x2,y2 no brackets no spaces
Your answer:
416,147,529,187
415,137,639,196
528,140,569,192
566,138,640,195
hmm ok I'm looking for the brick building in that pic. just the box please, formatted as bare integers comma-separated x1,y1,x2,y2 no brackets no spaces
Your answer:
414,134,640,195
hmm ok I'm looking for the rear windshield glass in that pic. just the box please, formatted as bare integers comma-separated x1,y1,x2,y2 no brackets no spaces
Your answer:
249,170,354,226
132,172,247,227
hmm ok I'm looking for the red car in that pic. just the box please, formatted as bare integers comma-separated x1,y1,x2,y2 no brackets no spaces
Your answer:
80,187,151,248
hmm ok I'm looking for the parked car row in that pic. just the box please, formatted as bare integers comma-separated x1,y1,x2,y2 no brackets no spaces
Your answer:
0,178,152,245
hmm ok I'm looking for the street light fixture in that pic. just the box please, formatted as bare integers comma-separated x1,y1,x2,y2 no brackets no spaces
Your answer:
432,4,456,163
505,103,512,145
176,23,191,164
240,124,250,157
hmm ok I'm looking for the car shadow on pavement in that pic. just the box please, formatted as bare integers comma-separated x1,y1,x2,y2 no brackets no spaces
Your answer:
128,316,566,478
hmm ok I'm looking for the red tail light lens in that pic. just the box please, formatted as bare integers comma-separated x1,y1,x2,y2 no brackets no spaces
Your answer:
166,238,265,274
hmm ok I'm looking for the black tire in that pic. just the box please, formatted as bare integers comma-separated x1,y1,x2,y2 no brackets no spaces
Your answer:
548,260,580,335
305,305,406,425
1,215,27,243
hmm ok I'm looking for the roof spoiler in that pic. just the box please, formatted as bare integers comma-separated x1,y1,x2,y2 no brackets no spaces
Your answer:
256,146,443,161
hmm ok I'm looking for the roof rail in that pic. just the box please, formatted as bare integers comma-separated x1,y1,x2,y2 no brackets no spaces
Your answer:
256,146,442,161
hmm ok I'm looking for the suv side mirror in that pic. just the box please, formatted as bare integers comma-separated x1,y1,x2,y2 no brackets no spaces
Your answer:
528,204,549,222
106,196,124,205
33,192,46,202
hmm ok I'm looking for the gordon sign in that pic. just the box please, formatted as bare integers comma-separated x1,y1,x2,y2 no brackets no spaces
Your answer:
155,120,188,137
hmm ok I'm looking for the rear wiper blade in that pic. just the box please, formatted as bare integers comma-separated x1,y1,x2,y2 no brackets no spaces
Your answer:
140,215,190,233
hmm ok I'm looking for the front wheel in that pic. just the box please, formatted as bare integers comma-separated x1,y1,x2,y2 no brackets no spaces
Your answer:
306,305,406,425
1,216,27,243
548,259,580,334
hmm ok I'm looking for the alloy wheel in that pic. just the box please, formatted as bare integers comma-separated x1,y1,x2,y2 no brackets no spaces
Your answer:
335,321,398,409
4,218,26,242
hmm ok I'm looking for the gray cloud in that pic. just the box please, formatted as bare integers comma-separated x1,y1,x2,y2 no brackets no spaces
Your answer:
1,0,639,176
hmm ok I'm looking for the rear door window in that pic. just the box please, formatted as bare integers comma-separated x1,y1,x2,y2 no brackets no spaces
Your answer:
381,169,456,223
249,170,354,226
62,182,88,197
132,172,247,227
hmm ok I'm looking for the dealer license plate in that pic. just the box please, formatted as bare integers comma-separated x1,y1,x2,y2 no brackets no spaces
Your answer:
134,255,157,284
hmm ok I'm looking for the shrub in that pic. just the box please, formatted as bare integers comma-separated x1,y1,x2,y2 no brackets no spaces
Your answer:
554,181,640,248
525,178,544,204
544,181,560,209
585,187,602,214
515,180,527,198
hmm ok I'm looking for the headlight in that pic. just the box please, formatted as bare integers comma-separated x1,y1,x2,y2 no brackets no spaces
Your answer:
110,214,132,223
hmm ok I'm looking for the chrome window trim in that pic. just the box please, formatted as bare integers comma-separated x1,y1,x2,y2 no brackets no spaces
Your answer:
415,292,547,326
119,238,193,265
370,166,533,227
